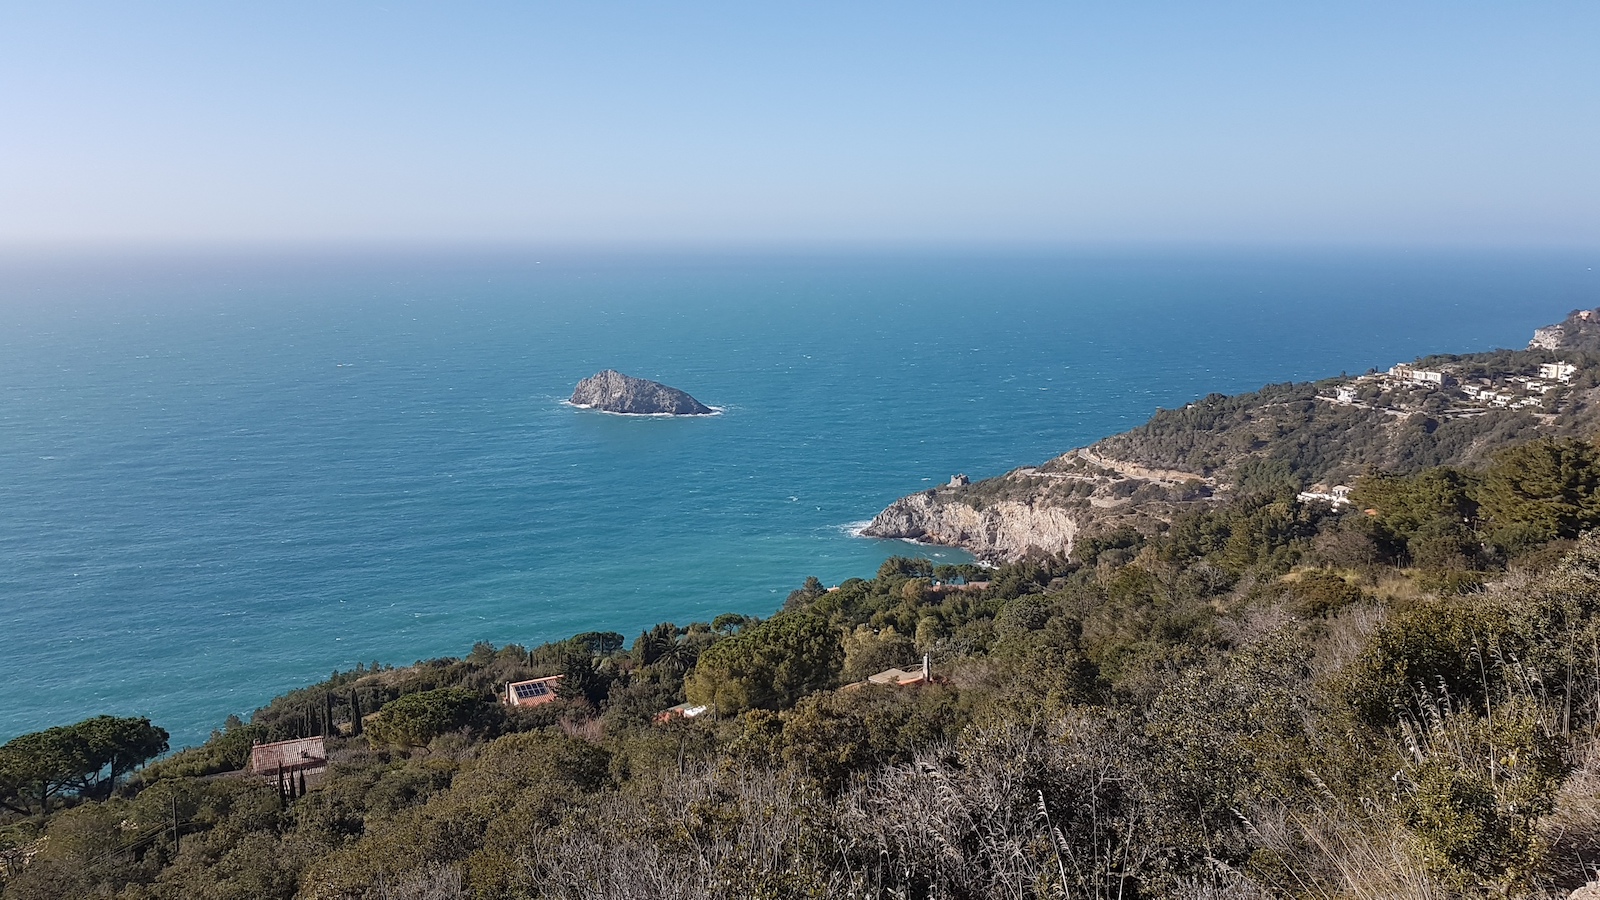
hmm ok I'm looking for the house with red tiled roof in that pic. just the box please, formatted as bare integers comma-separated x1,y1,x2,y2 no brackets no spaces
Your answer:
250,736,327,795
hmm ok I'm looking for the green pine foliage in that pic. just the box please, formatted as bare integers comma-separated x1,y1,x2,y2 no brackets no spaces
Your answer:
0,717,167,816
684,612,843,714
364,688,497,748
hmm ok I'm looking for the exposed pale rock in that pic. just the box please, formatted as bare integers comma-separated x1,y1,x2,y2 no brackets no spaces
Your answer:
861,490,1082,562
569,370,714,416
1529,307,1600,352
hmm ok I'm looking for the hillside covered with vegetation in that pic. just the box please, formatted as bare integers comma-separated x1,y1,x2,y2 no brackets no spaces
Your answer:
8,431,1600,898
1091,352,1600,491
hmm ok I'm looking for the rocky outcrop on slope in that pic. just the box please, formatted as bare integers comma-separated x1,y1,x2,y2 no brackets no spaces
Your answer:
862,489,1084,562
1529,307,1600,352
569,370,715,416
861,451,1213,562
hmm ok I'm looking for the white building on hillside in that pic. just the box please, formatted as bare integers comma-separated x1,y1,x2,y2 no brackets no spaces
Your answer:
1540,362,1577,383
1297,485,1352,507
1388,364,1451,387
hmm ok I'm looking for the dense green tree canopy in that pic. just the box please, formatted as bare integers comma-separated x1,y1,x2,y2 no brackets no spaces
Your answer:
0,715,167,815
364,688,493,748
570,631,625,656
1480,437,1600,550
685,612,843,714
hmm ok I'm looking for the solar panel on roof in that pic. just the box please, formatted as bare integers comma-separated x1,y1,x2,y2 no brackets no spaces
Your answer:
513,681,551,700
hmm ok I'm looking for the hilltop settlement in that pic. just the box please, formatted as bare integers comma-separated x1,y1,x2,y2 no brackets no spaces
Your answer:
11,309,1600,899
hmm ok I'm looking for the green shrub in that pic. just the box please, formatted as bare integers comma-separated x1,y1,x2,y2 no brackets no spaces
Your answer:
1400,701,1568,892
366,688,496,748
1345,600,1500,727
685,612,843,714
1286,571,1366,618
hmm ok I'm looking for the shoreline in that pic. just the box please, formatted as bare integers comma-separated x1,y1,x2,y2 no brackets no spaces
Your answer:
561,399,725,417
845,518,985,562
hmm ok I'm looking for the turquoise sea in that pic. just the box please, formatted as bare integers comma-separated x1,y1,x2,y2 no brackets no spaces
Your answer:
1,249,1595,746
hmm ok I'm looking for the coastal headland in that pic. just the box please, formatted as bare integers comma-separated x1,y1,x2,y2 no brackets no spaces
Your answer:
863,307,1600,562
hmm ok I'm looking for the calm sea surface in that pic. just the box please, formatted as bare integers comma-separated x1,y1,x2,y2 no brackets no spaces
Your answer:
1,249,1594,745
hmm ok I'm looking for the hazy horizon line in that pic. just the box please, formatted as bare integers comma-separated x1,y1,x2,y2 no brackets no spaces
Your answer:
1,235,1597,261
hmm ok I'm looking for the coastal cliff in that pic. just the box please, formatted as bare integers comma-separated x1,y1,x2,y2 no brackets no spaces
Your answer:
862,449,1212,562
865,309,1600,562
1529,307,1600,352
864,490,1084,560
569,370,715,416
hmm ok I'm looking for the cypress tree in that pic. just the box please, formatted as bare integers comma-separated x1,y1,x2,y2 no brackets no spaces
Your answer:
350,690,364,736
324,692,335,737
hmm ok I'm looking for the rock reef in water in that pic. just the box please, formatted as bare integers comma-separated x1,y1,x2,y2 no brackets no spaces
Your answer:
569,370,715,416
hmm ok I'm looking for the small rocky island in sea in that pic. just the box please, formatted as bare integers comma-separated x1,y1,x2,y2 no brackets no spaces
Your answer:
568,369,715,416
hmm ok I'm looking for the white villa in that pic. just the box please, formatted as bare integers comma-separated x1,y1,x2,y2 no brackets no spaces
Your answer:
1388,364,1450,387
1540,362,1578,383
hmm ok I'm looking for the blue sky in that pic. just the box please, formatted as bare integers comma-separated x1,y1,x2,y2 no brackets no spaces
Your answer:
1,2,1595,247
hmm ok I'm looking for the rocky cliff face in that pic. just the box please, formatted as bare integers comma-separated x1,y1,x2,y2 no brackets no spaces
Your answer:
862,490,1084,562
569,370,715,416
1528,308,1600,352
861,446,1215,563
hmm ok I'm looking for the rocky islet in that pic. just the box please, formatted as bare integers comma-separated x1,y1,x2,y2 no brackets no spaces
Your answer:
569,370,715,416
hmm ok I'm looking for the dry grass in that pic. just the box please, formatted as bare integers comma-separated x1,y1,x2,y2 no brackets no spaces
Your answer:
557,716,604,743
1295,815,1450,900
1370,570,1429,605
1543,734,1600,892
1243,802,1452,900
1309,603,1389,677
379,865,466,900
